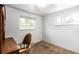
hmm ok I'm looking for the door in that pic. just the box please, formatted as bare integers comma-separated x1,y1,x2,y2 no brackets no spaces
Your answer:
0,4,5,54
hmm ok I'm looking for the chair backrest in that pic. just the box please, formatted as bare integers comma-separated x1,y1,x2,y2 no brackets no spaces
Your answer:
22,33,31,45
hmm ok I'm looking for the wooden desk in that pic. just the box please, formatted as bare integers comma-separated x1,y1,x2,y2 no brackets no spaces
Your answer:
2,37,19,54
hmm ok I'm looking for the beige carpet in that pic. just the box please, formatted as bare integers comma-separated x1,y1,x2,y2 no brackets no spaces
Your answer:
30,41,77,54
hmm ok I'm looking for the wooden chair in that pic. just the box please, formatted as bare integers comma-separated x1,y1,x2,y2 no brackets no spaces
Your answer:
19,33,32,54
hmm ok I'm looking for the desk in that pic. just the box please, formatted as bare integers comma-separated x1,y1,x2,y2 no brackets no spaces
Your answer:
2,37,19,54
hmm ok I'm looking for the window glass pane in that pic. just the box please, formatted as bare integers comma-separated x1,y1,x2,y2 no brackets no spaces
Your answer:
20,17,35,30
55,13,79,25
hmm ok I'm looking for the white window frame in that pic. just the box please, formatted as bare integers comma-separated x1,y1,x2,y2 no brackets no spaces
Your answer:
20,16,36,30
55,13,79,25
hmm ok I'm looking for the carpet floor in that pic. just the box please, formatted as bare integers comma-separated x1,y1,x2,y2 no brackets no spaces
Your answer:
30,41,77,54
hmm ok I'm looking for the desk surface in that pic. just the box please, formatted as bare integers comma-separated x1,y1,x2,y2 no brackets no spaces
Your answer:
2,37,19,54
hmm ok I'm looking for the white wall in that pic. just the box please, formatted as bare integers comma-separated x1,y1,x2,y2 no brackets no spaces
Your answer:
5,6,43,44
43,6,79,52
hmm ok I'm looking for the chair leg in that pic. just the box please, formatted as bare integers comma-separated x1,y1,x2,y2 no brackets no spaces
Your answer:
26,50,30,54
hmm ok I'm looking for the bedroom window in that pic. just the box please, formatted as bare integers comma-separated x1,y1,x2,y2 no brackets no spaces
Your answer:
20,16,35,30
55,13,79,25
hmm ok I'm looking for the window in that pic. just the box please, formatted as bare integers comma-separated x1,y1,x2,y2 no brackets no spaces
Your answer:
20,16,35,30
55,13,79,25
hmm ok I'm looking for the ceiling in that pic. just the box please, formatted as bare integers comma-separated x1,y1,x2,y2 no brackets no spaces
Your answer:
6,4,79,16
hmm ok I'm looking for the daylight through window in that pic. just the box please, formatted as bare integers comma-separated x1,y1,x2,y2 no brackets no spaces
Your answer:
20,17,35,30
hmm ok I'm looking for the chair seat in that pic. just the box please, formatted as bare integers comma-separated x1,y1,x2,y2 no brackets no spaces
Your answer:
18,44,31,54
